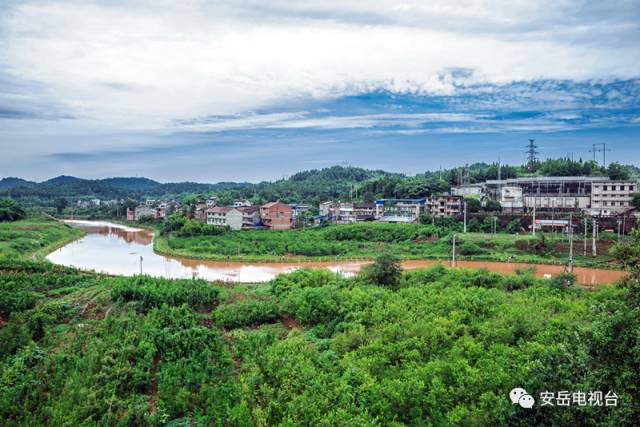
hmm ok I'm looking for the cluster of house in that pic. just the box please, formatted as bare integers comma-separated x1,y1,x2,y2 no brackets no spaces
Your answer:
319,195,463,224
126,199,171,222
127,197,308,231
193,199,302,231
123,175,638,230
453,176,637,217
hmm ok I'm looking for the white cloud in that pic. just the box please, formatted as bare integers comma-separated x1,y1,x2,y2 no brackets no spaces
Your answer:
2,0,639,130
178,112,481,132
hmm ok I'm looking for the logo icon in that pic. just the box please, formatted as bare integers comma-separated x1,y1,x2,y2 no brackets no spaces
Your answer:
510,388,535,409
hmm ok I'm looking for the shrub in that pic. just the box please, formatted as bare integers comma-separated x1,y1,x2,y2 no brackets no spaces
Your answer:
548,272,576,289
0,199,26,222
111,276,219,311
214,299,280,328
271,268,344,297
457,241,484,255
360,254,402,288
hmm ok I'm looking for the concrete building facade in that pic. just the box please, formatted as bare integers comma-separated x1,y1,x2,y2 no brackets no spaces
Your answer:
206,207,243,230
260,202,292,230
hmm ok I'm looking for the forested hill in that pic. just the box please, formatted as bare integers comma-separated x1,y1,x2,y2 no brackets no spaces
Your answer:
0,166,389,202
0,178,36,189
0,160,637,205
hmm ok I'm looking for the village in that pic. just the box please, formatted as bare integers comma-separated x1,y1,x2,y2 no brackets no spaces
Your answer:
122,174,638,233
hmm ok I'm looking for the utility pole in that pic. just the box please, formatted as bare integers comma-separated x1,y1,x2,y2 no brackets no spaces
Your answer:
567,213,574,274
617,218,622,240
452,233,457,267
532,204,536,236
139,256,143,275
592,219,597,257
463,201,467,233
583,217,587,256
590,143,598,163
602,143,611,167
589,143,612,166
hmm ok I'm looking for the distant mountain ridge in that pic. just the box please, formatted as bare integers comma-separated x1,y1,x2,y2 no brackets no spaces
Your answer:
44,175,81,185
1,162,637,205
0,177,36,189
100,177,161,190
0,166,390,201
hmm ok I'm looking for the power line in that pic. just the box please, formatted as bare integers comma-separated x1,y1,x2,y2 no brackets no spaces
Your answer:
589,143,612,166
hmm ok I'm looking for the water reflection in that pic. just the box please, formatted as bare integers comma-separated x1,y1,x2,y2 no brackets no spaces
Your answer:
47,221,627,284
78,224,153,245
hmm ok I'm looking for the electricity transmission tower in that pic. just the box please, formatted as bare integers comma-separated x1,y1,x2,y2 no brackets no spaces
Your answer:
525,139,539,171
589,143,611,167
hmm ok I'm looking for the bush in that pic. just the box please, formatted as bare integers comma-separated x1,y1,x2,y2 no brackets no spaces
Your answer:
0,199,26,222
457,241,484,255
548,272,576,289
360,254,402,288
505,218,522,234
175,219,228,237
111,275,219,311
271,268,344,297
214,299,280,328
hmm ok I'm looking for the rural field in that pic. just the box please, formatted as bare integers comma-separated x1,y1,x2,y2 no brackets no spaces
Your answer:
1,215,639,425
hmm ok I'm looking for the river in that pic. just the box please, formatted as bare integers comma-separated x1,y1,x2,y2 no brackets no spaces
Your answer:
46,220,627,285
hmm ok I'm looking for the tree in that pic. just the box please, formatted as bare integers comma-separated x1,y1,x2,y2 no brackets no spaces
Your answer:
54,197,67,215
611,219,640,276
0,199,26,221
464,198,481,213
361,254,402,288
418,212,434,225
632,193,640,210
484,200,502,212
607,162,630,180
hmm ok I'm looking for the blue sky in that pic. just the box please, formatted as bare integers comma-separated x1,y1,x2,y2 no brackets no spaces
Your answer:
1,1,639,182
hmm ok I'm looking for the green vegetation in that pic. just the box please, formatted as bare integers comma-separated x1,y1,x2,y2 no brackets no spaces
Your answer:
156,221,618,268
0,199,26,222
0,215,84,260
360,253,402,288
1,213,639,425
161,215,228,237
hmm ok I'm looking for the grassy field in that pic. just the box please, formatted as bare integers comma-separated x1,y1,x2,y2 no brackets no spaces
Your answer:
155,222,620,268
0,216,85,260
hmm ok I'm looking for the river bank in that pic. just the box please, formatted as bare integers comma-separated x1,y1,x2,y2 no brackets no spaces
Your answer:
46,220,627,284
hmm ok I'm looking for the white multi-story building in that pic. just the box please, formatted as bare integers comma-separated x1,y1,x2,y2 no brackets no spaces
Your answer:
454,176,637,217
375,199,426,223
587,181,637,216
206,207,243,230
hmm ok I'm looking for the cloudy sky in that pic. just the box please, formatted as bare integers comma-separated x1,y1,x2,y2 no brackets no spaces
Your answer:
1,0,639,182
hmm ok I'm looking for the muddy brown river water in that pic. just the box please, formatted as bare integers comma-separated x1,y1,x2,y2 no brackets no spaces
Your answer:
46,221,627,285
